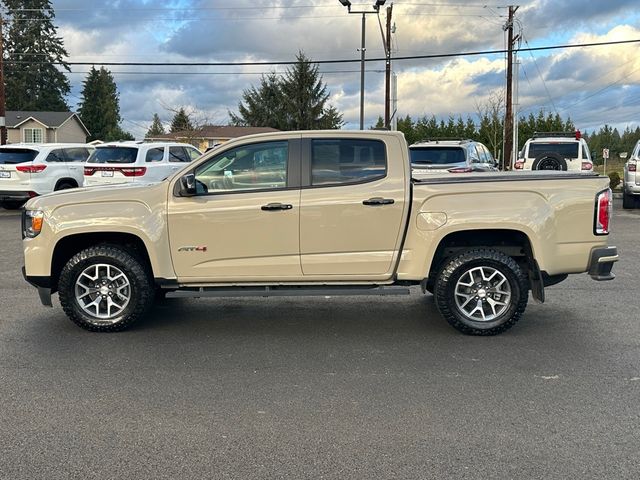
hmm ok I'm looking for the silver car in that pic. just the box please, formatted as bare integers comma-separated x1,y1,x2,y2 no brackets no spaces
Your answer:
623,140,640,209
409,139,498,173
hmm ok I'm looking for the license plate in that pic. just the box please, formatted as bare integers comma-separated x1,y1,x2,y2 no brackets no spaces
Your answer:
101,171,114,177
0,171,10,178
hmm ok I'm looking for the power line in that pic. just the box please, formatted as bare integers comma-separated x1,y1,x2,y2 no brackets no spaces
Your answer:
5,39,640,67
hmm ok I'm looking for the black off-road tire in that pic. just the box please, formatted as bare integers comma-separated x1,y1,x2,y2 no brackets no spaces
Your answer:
434,249,529,336
58,245,154,332
531,152,567,171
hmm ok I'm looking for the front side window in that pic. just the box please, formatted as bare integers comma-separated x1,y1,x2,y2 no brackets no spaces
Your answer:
169,146,190,163
186,147,201,160
88,147,138,164
23,128,44,143
195,141,288,194
311,139,386,185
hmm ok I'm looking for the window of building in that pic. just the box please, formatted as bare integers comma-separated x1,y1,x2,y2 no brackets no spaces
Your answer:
23,128,44,144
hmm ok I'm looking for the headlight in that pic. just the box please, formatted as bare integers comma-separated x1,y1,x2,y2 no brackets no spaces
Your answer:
23,210,44,238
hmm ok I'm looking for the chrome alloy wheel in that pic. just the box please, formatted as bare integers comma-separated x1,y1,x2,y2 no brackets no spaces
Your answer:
74,264,131,322
454,266,511,322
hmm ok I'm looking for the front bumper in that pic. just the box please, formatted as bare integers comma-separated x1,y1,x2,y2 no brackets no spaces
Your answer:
22,266,53,307
587,246,618,281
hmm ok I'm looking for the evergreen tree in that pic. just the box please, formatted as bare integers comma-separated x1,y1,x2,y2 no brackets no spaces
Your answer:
146,113,165,137
230,51,343,130
170,108,194,133
78,66,131,141
3,0,70,110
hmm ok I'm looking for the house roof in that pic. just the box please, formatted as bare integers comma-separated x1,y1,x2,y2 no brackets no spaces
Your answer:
6,111,90,135
151,125,279,140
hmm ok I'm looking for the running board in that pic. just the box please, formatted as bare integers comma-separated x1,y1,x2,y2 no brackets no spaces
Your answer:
166,285,412,299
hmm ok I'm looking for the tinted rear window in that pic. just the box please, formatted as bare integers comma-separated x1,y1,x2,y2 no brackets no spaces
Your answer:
410,147,465,165
0,149,38,164
528,142,579,158
88,147,138,164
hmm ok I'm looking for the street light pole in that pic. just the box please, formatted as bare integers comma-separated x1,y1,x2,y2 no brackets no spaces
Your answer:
339,0,386,130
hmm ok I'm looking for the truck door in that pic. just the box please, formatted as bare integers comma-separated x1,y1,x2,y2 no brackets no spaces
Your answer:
167,138,303,281
299,137,408,278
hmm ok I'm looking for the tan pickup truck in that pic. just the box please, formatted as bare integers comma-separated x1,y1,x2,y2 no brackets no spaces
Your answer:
22,131,618,335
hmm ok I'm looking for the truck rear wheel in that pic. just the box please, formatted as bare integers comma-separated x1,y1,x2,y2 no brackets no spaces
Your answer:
58,245,153,332
434,249,528,335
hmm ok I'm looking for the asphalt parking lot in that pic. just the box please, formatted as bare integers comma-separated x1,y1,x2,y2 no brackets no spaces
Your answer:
0,203,639,479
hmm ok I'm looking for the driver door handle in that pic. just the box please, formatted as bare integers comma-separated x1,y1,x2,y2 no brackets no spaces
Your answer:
363,197,394,206
261,203,293,211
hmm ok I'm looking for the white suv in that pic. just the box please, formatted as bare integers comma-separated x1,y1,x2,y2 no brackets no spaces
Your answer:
622,139,640,209
0,143,94,209
83,142,202,187
515,132,593,172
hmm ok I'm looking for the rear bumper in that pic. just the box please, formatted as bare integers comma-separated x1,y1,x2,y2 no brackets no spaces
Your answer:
623,182,640,195
0,190,35,201
587,246,618,281
22,266,53,307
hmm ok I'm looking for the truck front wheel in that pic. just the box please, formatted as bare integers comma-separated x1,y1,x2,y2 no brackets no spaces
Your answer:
58,245,154,332
434,249,528,335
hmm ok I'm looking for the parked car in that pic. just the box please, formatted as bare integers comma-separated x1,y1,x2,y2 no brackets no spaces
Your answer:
22,131,617,336
0,143,93,209
622,139,640,209
409,139,498,173
83,141,202,186
515,132,593,171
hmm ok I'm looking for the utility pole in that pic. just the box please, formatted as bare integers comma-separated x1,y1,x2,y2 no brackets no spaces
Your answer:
503,5,519,170
0,13,6,145
359,12,366,130
384,4,393,128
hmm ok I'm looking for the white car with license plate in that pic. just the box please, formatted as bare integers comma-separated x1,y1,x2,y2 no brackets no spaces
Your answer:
83,142,202,186
0,143,94,209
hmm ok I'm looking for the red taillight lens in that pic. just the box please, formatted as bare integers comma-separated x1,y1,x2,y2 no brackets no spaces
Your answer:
16,164,47,173
581,162,593,170
629,163,637,172
120,167,146,177
514,161,524,170
84,167,96,176
448,167,473,173
595,189,612,235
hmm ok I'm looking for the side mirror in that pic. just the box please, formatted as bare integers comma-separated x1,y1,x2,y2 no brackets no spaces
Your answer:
179,173,197,197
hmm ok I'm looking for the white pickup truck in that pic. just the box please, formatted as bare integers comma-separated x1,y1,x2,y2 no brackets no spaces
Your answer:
22,131,617,335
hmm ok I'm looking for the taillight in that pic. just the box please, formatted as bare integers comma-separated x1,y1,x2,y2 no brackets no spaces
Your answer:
16,164,47,173
448,167,473,173
120,167,146,177
581,162,593,170
514,161,524,170
84,167,96,176
629,163,637,172
594,188,612,235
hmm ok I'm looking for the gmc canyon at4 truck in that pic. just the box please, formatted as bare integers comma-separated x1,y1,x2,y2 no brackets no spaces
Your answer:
22,131,618,335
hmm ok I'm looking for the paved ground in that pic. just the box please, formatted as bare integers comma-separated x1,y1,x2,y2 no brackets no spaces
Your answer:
0,203,638,479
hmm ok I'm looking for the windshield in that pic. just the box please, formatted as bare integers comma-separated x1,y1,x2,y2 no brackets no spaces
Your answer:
528,142,579,158
0,149,38,165
88,147,138,164
410,146,465,166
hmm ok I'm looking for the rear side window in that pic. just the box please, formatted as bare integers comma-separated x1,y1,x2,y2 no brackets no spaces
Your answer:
528,142,579,158
169,146,190,163
64,148,91,162
145,147,165,162
311,139,386,186
0,149,38,164
410,146,465,165
45,150,66,162
88,147,138,164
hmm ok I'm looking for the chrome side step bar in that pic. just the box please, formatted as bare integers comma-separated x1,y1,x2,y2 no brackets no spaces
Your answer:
166,285,411,299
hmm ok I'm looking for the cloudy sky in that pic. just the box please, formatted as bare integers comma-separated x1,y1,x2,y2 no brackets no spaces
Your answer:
48,0,640,138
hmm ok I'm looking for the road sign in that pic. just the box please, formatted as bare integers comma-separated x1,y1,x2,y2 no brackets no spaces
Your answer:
603,148,610,159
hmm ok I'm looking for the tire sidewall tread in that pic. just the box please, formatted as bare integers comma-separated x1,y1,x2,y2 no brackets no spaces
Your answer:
58,244,153,332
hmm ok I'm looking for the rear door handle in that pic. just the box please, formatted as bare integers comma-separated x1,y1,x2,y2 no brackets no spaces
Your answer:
261,202,293,211
363,197,394,206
